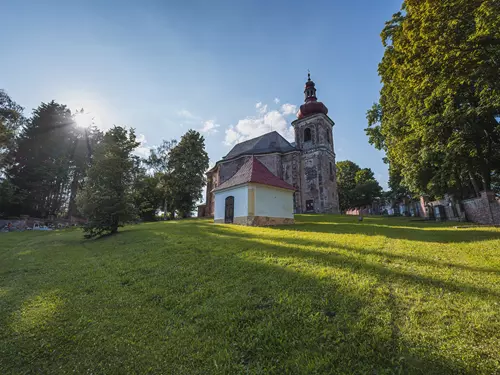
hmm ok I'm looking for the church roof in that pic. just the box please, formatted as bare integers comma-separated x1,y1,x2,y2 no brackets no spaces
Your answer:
223,131,296,160
213,156,295,192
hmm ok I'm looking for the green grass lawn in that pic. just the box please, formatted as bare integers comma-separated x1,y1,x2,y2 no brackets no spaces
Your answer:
1,215,499,374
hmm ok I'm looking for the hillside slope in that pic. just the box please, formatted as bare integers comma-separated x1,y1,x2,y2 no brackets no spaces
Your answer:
1,216,499,374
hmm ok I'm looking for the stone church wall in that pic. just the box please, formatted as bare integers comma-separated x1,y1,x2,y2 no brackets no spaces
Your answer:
218,156,249,184
282,152,301,212
299,150,337,213
256,154,282,177
293,113,339,214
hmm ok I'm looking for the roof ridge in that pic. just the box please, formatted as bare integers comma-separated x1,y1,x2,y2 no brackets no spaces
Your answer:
223,131,296,160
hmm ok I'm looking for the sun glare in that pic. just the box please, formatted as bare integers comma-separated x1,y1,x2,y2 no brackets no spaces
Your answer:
74,112,94,128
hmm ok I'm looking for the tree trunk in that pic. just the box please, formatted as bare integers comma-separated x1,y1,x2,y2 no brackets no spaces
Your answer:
67,170,80,218
454,170,464,200
468,170,481,197
481,168,492,191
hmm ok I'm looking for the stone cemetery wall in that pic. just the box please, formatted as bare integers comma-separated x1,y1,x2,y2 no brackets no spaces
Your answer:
462,191,500,225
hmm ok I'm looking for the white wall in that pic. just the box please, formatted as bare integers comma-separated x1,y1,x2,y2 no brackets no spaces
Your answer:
214,185,248,220
255,185,294,219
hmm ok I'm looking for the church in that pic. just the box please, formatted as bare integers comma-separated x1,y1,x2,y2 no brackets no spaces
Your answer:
199,74,340,221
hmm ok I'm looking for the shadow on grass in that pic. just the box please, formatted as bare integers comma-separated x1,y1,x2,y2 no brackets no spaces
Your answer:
287,215,500,244
194,223,500,299
0,220,498,374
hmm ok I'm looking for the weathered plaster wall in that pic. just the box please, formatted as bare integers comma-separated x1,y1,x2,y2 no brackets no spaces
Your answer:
214,185,248,221
254,185,294,219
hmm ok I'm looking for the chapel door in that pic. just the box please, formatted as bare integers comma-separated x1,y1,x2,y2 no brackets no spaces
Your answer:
224,196,234,223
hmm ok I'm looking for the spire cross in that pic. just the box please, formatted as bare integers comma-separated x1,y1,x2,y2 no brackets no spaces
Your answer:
307,69,311,81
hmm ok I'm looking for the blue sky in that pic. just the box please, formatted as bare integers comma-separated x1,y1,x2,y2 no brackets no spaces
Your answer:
1,0,402,188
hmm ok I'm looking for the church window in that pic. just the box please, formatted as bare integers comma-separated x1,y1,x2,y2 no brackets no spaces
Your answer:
330,162,333,176
327,131,331,144
304,127,312,142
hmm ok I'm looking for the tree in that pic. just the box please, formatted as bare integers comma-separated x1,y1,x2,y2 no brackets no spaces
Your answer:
336,160,382,211
132,172,164,221
167,130,209,217
66,110,103,219
366,0,500,198
144,139,177,218
7,101,76,217
0,90,25,171
76,126,140,238
145,139,177,174
336,161,361,211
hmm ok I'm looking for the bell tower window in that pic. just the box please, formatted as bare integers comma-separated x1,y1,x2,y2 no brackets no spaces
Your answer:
304,127,312,142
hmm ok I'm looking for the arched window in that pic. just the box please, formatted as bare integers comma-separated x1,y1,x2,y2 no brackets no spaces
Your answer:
330,162,333,176
327,131,332,144
304,127,312,142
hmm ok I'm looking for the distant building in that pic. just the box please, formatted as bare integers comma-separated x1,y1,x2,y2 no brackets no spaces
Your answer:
201,73,340,217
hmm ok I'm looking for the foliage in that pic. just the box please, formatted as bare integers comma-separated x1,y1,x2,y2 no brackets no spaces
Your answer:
145,139,177,174
336,160,382,211
1,215,499,374
144,139,178,218
366,0,500,198
0,90,25,171
7,101,76,217
76,126,139,238
1,100,102,218
167,130,209,217
132,170,164,221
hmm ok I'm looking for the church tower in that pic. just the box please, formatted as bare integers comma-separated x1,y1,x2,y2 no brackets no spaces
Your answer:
292,73,339,213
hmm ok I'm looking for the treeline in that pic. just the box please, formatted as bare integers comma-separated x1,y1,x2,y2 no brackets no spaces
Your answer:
366,0,500,201
0,90,209,237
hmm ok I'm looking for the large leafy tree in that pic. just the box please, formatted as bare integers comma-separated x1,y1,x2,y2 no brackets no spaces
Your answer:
336,160,382,211
366,0,500,197
144,139,177,218
0,90,26,216
7,101,76,217
132,172,164,221
0,90,25,170
76,126,140,238
167,130,209,217
66,110,103,218
1,100,102,218
336,161,360,211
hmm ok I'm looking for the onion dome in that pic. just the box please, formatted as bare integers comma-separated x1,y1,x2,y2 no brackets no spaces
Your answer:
297,71,329,119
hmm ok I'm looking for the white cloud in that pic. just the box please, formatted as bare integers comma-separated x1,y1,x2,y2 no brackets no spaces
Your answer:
134,133,151,158
224,101,298,146
200,120,220,134
280,103,297,116
274,97,280,104
177,109,201,121
177,109,219,136
255,102,268,114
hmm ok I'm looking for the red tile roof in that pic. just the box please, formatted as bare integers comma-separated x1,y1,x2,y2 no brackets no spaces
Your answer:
213,157,295,192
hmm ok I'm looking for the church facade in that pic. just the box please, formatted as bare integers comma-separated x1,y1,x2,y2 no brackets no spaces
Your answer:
201,74,340,216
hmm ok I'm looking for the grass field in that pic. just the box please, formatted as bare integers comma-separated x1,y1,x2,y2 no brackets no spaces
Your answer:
1,215,499,374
